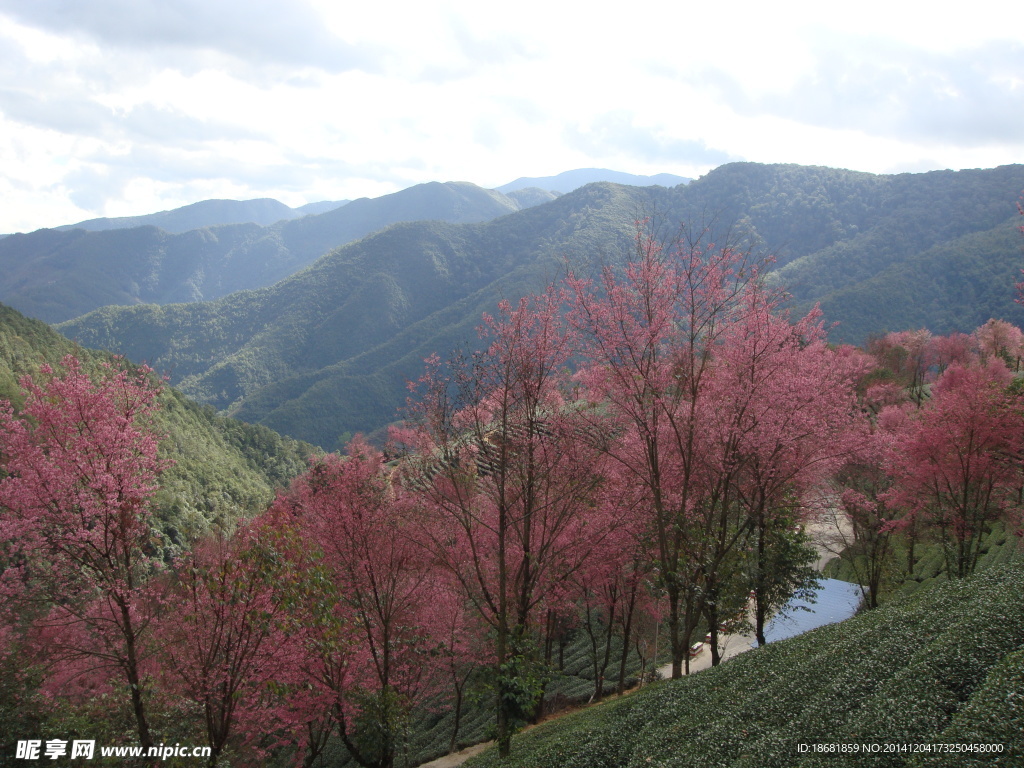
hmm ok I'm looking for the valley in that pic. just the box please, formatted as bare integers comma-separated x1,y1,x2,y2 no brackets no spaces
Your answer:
29,161,1024,450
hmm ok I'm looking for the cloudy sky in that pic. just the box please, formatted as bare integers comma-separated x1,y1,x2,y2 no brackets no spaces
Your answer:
1,0,1021,233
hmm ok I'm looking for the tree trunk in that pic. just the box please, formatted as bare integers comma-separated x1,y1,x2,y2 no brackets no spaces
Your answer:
449,675,467,754
616,584,638,694
121,602,153,754
755,511,768,646
667,588,684,678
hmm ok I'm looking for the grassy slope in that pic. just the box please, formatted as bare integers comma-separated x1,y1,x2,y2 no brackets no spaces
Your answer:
465,554,1024,768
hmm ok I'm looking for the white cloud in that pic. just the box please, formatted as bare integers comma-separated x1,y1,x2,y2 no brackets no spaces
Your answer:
0,0,1021,233
700,35,1024,147
0,0,374,74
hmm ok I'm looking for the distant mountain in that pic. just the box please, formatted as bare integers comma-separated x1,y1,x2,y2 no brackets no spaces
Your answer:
292,200,350,217
497,168,690,194
59,182,662,448
58,197,349,234
0,181,522,323
55,163,1024,449
504,187,561,209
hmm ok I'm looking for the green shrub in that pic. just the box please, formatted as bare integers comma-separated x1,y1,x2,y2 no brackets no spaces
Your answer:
465,561,1024,768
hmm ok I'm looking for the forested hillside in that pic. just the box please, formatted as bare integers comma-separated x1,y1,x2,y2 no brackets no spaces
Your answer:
769,164,1024,341
0,303,313,545
0,181,522,323
54,162,1024,449
59,182,663,447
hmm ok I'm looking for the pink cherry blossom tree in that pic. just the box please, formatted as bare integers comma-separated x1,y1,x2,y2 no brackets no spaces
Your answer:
566,222,765,677
154,511,312,768
885,358,1022,578
867,330,934,406
394,286,609,757
974,318,1024,370
571,523,653,700
275,437,437,768
705,298,867,649
833,404,911,609
0,355,167,751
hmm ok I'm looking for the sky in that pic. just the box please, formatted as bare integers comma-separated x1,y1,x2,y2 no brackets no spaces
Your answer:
0,0,1021,233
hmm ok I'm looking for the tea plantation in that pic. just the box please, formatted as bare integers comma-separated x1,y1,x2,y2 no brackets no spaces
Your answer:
465,557,1024,768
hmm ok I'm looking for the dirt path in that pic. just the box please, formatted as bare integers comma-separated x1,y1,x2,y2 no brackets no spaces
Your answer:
416,508,854,766
804,505,855,572
416,741,493,768
655,613,757,679
655,506,852,679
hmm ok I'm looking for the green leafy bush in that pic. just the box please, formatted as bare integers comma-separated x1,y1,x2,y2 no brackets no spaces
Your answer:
465,560,1024,768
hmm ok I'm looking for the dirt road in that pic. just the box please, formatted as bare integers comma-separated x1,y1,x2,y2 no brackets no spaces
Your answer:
416,508,853,766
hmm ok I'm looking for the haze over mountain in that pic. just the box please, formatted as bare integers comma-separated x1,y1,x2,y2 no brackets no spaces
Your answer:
497,168,690,194
57,197,349,235
0,181,524,323
29,168,684,237
1,169,698,324
55,162,1024,450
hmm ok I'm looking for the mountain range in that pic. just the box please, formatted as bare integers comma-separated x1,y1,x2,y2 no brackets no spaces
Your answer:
7,168,686,238
40,162,1024,450
55,181,651,448
6,167,688,325
0,181,530,323
57,197,350,235
4,168,692,324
